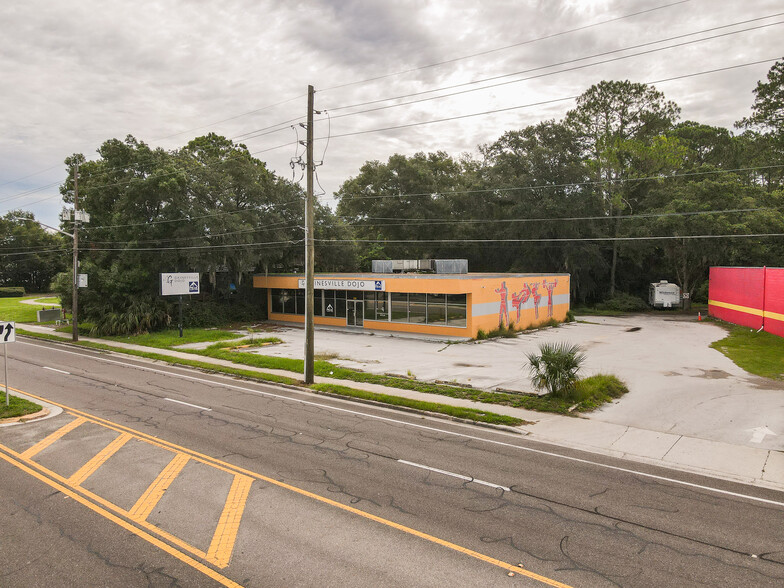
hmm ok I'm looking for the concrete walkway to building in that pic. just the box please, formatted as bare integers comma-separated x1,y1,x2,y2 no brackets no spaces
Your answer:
17,317,784,492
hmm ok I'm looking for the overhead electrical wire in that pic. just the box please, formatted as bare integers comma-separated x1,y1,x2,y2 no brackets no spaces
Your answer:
318,0,693,92
314,233,784,245
322,18,784,120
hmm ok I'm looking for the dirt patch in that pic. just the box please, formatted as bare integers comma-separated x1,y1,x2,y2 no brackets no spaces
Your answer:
625,326,642,332
696,369,732,379
454,362,485,368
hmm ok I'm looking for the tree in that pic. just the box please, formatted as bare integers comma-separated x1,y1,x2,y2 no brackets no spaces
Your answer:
0,211,67,292
57,134,331,334
737,60,784,190
566,81,681,296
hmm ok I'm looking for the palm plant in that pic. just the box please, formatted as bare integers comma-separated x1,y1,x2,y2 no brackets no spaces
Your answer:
526,342,586,398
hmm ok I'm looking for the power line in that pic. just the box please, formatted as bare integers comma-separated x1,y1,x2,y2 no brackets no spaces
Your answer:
327,164,784,203
342,206,784,228
323,19,784,120
315,233,784,245
318,0,693,92
320,58,782,143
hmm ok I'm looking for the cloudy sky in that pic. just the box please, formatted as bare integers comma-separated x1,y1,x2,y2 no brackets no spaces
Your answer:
1,0,781,229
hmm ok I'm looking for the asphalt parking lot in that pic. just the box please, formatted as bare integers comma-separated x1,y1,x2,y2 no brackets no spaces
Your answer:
256,315,784,451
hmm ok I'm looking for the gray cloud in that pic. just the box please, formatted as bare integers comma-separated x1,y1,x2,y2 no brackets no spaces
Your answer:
0,0,781,228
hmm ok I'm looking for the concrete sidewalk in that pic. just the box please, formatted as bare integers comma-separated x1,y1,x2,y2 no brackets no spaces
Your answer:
17,323,784,492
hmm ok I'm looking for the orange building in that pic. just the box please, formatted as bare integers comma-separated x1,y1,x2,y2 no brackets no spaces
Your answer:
253,271,570,338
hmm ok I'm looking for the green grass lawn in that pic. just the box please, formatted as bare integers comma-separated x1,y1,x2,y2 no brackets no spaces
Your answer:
710,324,784,379
105,327,244,348
0,392,43,419
0,295,60,322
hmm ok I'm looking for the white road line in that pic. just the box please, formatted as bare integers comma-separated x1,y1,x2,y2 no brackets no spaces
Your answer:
398,459,511,492
164,398,212,411
43,366,70,375
18,340,784,509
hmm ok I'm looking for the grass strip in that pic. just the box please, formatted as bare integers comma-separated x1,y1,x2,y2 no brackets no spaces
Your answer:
192,346,580,413
0,392,43,419
20,329,600,415
310,383,525,426
710,323,784,380
17,329,298,386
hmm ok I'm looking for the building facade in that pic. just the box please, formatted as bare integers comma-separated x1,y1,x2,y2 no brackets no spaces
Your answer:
253,272,570,338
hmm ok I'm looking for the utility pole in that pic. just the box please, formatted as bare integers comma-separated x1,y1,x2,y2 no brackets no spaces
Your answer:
304,85,315,384
72,162,79,342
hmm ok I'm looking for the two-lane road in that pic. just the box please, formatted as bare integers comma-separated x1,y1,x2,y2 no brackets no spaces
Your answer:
2,337,783,586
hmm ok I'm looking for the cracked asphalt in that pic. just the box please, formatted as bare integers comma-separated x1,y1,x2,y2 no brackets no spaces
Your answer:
1,338,783,587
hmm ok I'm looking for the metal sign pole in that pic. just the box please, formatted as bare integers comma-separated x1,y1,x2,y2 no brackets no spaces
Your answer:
179,294,183,338
4,344,8,407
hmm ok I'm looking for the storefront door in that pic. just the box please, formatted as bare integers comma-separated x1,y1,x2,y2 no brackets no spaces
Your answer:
347,300,364,327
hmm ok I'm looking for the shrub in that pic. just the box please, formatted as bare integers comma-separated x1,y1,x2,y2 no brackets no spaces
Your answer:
0,287,25,298
88,297,171,336
526,342,586,398
565,310,575,322
595,292,648,312
569,374,629,409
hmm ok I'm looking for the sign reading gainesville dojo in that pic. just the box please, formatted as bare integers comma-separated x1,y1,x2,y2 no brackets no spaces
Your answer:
297,278,385,291
160,273,200,296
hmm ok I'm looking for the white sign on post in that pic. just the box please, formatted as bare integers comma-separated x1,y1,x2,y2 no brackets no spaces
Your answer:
78,273,88,288
1,321,14,406
0,321,16,343
160,273,200,296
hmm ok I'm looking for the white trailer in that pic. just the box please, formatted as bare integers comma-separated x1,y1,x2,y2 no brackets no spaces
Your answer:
649,280,681,308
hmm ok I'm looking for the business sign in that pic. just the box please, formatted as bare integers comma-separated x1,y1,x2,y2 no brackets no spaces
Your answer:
0,321,15,343
160,273,200,296
297,279,385,292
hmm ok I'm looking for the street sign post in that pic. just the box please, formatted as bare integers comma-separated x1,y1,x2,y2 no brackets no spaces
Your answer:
1,321,16,407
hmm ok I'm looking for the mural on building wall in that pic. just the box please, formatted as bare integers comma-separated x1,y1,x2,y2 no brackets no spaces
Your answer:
511,283,531,322
542,278,557,318
497,279,558,325
495,281,510,325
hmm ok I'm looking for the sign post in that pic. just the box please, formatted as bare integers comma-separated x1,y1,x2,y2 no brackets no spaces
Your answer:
160,273,200,338
1,321,16,407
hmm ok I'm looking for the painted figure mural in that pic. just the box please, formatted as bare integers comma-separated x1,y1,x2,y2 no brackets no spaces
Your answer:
495,281,509,325
531,283,542,318
542,278,558,318
511,283,532,323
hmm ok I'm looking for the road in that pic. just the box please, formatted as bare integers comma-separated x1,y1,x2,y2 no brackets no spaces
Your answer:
1,337,783,587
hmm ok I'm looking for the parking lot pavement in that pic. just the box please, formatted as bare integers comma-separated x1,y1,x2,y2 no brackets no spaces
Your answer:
255,315,784,452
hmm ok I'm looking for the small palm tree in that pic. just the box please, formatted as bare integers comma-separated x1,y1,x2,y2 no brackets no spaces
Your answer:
526,342,586,398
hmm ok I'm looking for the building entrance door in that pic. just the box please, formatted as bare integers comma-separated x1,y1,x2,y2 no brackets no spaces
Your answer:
347,300,364,327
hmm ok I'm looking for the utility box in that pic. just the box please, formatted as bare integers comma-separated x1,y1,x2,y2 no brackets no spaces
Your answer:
649,280,681,308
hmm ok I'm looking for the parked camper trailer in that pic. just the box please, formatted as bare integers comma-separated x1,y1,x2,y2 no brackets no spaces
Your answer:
649,280,681,308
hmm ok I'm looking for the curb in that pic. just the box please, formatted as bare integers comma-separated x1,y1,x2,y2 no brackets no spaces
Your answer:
0,407,50,425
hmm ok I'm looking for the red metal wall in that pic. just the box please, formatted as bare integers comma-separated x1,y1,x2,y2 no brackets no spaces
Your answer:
764,268,784,337
708,267,784,336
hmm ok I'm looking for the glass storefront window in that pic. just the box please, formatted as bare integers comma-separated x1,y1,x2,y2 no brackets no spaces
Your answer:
391,292,408,322
427,293,446,325
323,290,336,317
295,289,305,315
336,290,346,318
282,289,296,314
364,292,376,320
447,294,467,327
408,293,426,323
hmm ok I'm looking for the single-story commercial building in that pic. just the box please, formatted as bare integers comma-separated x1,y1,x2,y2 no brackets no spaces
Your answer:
253,265,570,338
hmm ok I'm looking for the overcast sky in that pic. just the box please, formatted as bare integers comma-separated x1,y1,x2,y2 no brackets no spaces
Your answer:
1,0,782,229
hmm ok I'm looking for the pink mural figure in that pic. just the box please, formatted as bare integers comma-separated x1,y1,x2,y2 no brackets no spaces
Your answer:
542,278,558,318
495,281,509,325
531,283,542,318
511,283,532,323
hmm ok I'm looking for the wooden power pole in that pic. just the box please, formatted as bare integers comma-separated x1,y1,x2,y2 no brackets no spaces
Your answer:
72,161,79,342
304,85,315,384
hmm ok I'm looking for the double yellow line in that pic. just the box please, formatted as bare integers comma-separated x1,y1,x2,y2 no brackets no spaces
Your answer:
3,387,572,587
